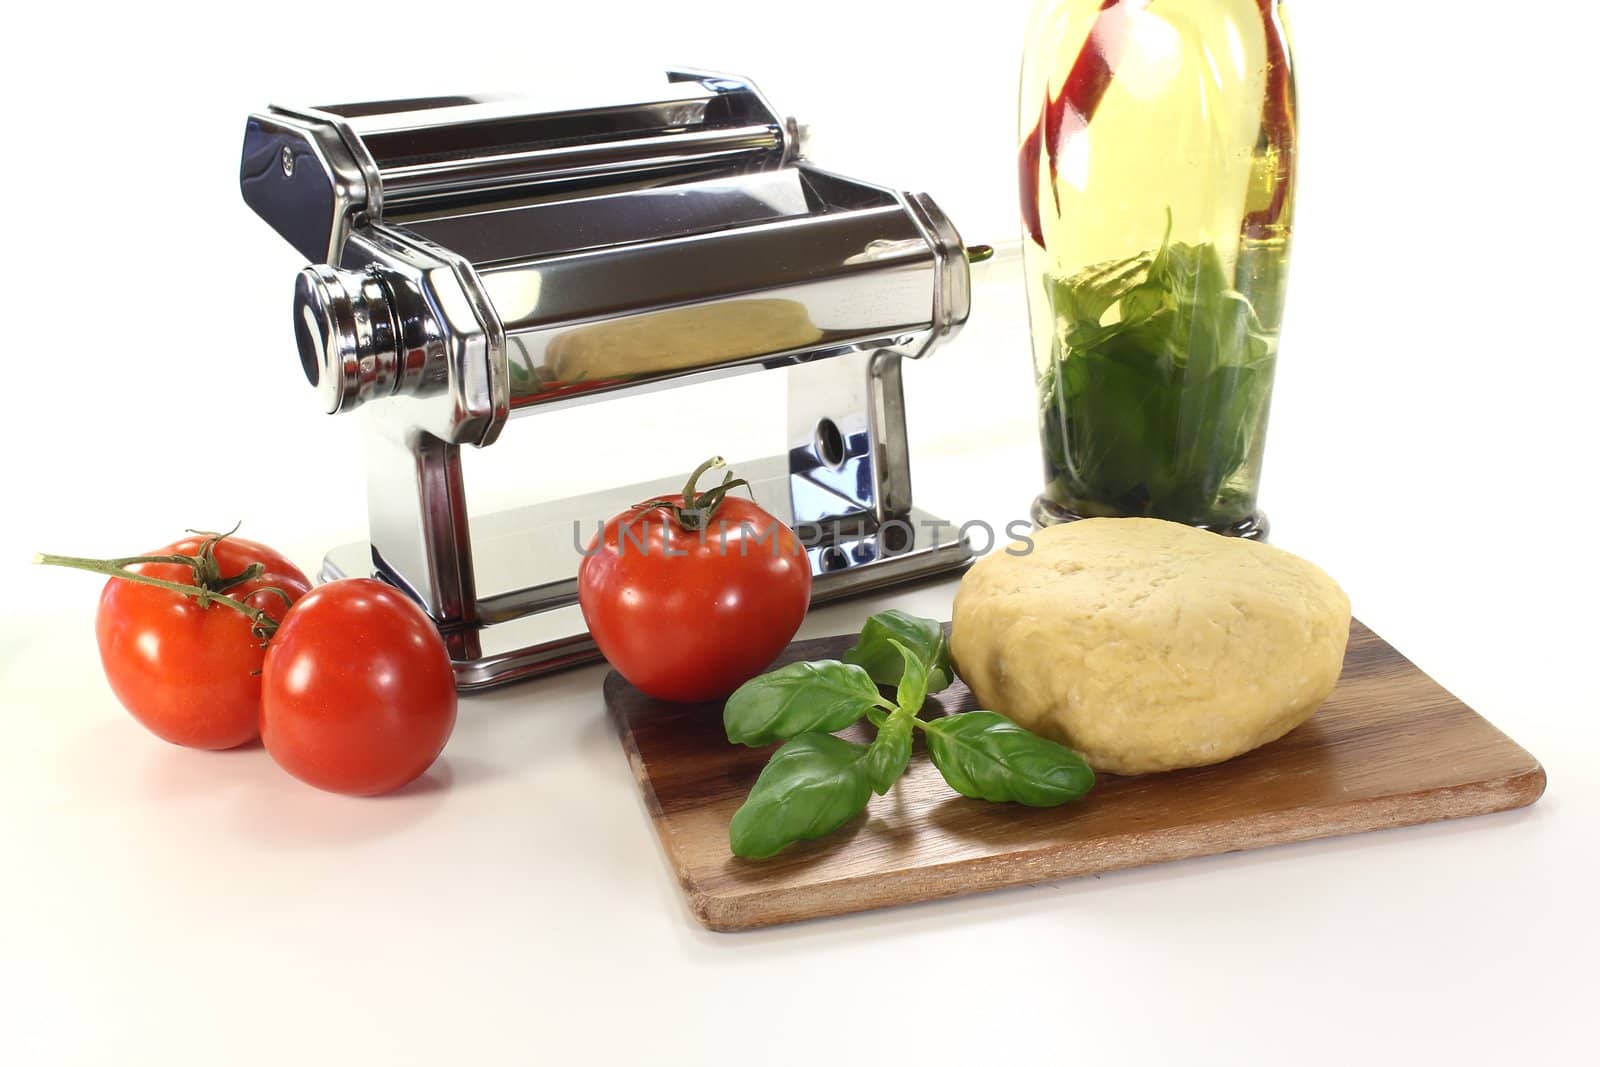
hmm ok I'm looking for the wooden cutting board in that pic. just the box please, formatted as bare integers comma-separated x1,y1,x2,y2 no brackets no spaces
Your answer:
607,620,1544,931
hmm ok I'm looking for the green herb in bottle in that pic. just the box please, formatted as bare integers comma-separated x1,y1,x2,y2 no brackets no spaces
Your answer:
1038,213,1282,528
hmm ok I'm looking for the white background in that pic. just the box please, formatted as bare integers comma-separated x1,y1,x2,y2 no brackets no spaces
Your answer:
3,2,1597,1064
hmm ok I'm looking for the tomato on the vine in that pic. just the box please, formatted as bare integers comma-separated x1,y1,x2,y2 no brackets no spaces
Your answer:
261,578,457,796
90,533,311,750
578,458,812,703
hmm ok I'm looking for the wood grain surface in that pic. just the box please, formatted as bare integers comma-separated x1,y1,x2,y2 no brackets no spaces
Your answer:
607,620,1545,932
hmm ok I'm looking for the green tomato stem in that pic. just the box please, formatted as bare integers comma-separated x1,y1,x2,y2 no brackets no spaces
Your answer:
681,456,726,503
33,551,283,642
634,456,754,533
210,563,267,594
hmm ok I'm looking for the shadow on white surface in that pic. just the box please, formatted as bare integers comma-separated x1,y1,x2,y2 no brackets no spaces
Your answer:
49,712,522,848
225,761,458,848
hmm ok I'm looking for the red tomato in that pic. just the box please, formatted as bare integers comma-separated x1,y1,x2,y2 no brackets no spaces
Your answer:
260,578,457,796
578,494,812,703
95,536,311,750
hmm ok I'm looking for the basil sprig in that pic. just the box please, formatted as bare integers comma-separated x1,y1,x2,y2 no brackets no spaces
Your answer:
726,612,1094,858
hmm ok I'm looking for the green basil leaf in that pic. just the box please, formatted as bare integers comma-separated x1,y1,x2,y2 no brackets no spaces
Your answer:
723,660,882,747
728,733,874,859
842,610,953,695
923,712,1094,807
890,639,928,713
865,711,914,795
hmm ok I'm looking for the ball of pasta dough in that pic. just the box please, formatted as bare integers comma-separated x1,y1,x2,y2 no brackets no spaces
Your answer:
950,518,1350,775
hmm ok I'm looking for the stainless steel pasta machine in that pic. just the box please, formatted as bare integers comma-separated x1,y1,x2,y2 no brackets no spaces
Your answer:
241,71,974,689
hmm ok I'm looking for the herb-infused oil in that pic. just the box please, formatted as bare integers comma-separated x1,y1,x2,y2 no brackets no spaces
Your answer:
1020,0,1296,536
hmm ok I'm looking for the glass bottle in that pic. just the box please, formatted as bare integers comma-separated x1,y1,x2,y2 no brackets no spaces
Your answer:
1020,0,1296,538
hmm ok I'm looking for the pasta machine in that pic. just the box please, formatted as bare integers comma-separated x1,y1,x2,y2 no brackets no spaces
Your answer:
240,71,974,689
